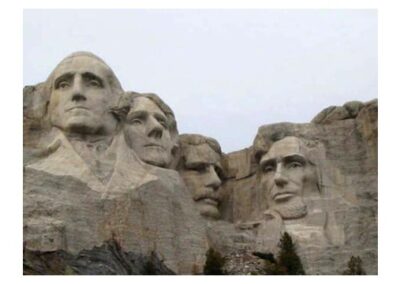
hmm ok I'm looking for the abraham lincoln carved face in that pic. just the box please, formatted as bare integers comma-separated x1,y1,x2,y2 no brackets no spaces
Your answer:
259,136,317,219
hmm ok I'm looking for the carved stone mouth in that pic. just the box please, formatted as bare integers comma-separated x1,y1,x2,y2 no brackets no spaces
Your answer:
144,143,165,150
273,192,295,201
196,197,219,206
67,106,89,112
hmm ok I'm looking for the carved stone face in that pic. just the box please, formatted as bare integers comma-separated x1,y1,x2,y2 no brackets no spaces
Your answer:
179,143,223,219
259,136,310,219
123,97,174,167
48,55,118,135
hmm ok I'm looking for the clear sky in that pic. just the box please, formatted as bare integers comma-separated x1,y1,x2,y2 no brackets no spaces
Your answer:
23,9,377,153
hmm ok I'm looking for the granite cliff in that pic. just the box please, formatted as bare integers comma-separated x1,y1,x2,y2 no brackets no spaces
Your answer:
23,51,377,275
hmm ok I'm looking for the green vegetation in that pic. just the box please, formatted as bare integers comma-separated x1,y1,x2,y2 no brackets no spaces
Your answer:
203,248,225,275
254,232,305,275
276,232,305,275
342,256,366,275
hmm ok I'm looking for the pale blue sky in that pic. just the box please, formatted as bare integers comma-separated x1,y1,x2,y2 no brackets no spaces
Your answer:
23,9,377,153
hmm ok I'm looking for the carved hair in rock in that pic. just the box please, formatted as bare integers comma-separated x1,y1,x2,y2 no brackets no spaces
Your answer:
178,134,222,155
253,123,303,163
175,134,223,174
114,91,178,140
45,51,123,98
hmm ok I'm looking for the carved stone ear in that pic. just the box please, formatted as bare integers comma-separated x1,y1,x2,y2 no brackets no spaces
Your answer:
24,82,51,124
110,105,129,122
171,141,179,155
169,141,182,170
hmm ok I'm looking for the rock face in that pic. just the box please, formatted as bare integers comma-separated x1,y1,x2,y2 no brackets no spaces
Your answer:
24,162,208,274
219,99,377,274
23,51,377,275
176,134,224,220
23,239,175,275
23,52,208,275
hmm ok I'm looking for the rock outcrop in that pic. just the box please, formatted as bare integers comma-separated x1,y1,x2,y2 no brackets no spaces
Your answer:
23,51,377,275
218,99,377,274
23,52,208,275
24,162,208,274
23,239,175,275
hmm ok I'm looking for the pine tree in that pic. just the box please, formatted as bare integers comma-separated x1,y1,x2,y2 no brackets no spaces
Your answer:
343,256,366,275
203,248,225,275
276,232,305,275
264,259,287,275
253,251,286,275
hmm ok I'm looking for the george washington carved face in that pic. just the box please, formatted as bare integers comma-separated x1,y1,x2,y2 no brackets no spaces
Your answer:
48,53,121,135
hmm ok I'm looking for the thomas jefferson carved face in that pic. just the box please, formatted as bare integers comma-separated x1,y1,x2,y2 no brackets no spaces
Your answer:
124,97,174,168
48,55,118,135
179,141,223,219
259,136,315,219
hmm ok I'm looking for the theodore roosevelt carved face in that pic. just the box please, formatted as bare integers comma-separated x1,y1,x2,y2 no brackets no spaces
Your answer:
178,135,224,219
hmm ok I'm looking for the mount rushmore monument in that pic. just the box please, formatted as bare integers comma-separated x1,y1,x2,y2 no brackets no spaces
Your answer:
23,51,377,275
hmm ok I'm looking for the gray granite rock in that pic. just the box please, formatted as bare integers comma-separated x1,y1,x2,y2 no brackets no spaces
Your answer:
219,99,377,274
23,163,208,274
23,52,208,275
23,51,377,275
23,239,175,275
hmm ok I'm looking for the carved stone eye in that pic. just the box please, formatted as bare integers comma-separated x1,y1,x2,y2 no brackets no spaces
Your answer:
288,162,303,169
263,165,275,173
131,119,142,125
194,164,207,173
156,118,167,128
88,80,101,88
58,81,70,89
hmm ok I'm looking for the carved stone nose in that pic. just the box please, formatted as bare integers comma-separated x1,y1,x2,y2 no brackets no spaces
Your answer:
206,166,222,190
72,93,86,102
148,126,163,139
274,171,288,187
273,163,288,187
147,117,163,139
274,176,288,187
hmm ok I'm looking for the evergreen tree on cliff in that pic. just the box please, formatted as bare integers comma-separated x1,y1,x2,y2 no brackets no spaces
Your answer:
277,232,305,275
343,256,366,275
203,248,225,275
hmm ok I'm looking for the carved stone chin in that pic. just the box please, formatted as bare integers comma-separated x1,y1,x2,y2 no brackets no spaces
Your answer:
197,202,221,219
272,197,307,220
